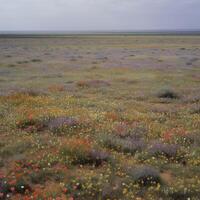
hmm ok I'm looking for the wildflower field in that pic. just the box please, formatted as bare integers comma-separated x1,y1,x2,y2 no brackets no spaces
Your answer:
0,35,200,199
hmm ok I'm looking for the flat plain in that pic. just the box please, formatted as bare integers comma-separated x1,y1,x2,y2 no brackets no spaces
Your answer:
0,35,200,199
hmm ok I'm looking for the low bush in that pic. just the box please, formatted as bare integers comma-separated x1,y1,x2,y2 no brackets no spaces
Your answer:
129,166,162,186
190,104,200,114
0,178,31,198
183,132,200,146
17,89,46,97
161,185,200,200
29,170,54,184
64,175,123,199
48,85,66,92
60,138,109,166
101,134,146,154
0,178,10,199
31,59,42,62
47,116,80,134
76,80,110,88
64,176,102,199
17,117,47,132
156,88,179,99
113,122,148,140
15,179,31,194
148,142,178,159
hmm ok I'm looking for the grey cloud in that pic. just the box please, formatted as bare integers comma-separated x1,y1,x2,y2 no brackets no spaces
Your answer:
0,0,199,31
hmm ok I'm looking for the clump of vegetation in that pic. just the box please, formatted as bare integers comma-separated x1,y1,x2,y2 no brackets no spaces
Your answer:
0,178,10,199
17,61,29,64
161,183,200,200
64,176,103,199
47,116,80,134
183,91,200,103
31,59,42,62
48,84,66,92
190,104,200,114
15,179,31,194
7,64,16,67
64,174,124,199
5,55,12,58
129,166,162,186
148,142,178,159
0,178,31,198
28,168,64,185
17,117,47,132
129,125,148,140
113,122,148,140
29,170,53,184
60,138,109,166
17,89,46,97
162,128,191,145
156,88,179,99
101,133,146,154
76,79,110,88
101,178,124,199
183,132,200,147
89,149,110,167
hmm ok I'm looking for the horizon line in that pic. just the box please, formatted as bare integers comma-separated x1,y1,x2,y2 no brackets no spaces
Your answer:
1,29,200,37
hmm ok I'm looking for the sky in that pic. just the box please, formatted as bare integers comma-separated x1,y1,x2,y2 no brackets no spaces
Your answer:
0,0,200,31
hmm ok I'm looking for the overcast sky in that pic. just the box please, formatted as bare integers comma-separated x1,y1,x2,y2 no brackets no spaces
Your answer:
0,0,200,31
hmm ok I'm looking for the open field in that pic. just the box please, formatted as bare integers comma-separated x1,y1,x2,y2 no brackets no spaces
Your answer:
0,35,200,200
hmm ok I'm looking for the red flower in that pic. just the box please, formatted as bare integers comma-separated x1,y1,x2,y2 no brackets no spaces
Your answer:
9,179,17,185
0,172,5,179
63,188,68,193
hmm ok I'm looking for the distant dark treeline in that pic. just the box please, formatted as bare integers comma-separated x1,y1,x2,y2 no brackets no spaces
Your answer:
0,30,200,38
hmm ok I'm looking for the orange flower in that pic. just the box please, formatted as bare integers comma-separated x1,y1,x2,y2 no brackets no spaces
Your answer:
23,196,31,200
105,112,119,121
28,114,33,120
163,131,173,141
33,192,39,199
